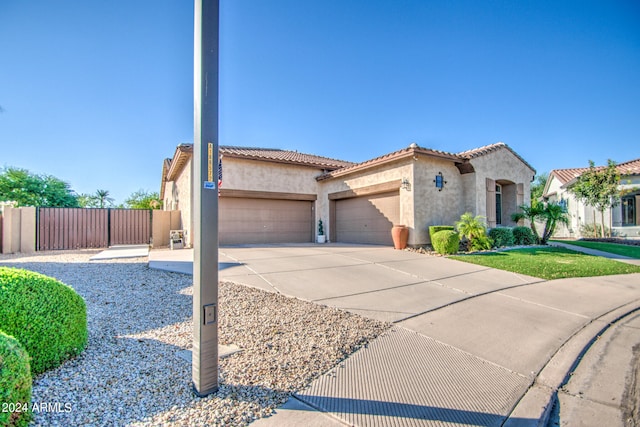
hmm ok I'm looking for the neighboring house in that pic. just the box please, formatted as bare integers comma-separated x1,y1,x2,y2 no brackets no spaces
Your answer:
543,158,640,238
160,142,535,247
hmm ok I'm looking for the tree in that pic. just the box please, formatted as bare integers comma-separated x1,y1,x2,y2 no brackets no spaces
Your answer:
124,189,162,209
77,193,99,208
95,189,114,208
511,202,569,244
530,173,548,207
511,204,544,244
568,160,621,237
0,167,78,207
538,202,570,244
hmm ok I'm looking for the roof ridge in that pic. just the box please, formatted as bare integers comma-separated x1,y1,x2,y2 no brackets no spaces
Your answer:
456,142,506,157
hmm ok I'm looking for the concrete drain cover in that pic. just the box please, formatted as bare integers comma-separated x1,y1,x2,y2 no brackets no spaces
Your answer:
295,327,531,427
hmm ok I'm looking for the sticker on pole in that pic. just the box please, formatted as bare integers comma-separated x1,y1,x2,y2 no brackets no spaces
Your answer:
204,181,216,190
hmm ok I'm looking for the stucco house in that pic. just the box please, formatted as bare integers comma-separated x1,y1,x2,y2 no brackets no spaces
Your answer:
160,142,535,247
543,158,640,239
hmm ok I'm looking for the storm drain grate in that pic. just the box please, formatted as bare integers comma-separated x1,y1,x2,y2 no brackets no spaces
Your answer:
296,326,531,427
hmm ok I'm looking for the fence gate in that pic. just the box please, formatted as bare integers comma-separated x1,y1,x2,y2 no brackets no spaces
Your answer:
37,208,151,250
109,209,151,246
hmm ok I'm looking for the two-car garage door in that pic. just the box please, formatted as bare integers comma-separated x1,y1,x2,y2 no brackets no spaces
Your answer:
334,191,399,246
219,198,313,244
218,190,400,246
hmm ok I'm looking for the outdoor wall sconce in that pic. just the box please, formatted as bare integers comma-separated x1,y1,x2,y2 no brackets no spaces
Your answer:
434,172,447,191
401,177,411,191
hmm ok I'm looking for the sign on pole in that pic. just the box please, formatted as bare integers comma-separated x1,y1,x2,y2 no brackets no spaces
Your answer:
192,0,219,397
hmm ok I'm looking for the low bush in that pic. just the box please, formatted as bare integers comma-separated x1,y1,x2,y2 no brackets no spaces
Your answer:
488,227,515,248
513,226,536,245
429,225,454,243
470,234,493,251
0,267,87,375
0,331,32,427
580,223,611,238
432,230,460,255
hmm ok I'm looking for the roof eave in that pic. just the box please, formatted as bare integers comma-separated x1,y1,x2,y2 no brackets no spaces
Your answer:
221,152,349,171
317,147,460,181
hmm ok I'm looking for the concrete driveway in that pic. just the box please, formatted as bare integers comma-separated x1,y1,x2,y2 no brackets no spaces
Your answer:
216,243,544,323
149,243,640,426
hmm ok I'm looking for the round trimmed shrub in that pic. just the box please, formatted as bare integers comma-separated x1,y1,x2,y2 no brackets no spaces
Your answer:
488,227,515,248
429,225,455,243
432,230,460,255
513,226,537,245
0,267,87,375
0,331,32,427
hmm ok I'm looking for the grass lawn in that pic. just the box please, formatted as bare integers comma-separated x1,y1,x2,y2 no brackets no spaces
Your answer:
449,247,640,280
550,240,640,259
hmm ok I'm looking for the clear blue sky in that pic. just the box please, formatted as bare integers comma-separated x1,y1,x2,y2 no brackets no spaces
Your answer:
1,1,638,205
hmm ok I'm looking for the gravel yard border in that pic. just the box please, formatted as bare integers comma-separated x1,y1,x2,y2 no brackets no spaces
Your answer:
0,250,390,426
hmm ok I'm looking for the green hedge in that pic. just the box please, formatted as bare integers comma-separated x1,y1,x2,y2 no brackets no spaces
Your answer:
488,227,515,248
0,267,87,375
0,331,32,427
432,230,460,255
429,225,455,243
513,226,537,245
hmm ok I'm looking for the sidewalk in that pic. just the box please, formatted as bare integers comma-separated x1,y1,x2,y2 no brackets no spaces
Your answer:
549,241,640,266
149,244,640,426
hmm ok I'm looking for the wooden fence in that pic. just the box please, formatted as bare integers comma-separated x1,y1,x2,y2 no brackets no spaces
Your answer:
37,208,151,251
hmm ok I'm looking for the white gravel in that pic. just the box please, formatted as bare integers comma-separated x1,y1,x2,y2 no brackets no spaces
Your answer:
0,250,389,426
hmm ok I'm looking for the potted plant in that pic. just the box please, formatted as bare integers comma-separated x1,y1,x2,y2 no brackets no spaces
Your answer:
317,219,326,243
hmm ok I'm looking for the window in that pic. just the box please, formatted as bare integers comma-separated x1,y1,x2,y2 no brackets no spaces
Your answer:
495,184,502,225
622,196,636,226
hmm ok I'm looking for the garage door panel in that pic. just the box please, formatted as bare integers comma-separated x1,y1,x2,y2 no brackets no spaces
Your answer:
220,198,312,244
336,192,399,245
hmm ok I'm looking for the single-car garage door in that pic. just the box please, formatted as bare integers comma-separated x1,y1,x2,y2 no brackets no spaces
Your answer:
219,198,313,244
335,191,400,245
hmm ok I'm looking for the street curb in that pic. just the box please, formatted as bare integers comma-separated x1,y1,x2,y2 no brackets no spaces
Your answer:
504,300,640,426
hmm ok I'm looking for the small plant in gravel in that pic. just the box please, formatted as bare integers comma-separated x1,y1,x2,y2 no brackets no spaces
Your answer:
0,267,87,375
0,331,32,427
431,230,460,255
488,227,515,248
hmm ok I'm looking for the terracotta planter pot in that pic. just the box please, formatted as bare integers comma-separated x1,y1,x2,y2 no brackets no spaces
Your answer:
391,225,409,249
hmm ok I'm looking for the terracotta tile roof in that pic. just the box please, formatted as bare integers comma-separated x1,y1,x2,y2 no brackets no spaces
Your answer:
457,142,536,173
550,157,640,185
318,142,535,180
616,158,640,175
550,168,590,185
317,143,461,180
219,146,353,169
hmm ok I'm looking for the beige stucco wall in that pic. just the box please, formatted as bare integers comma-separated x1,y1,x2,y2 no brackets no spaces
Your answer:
151,210,182,247
163,160,193,246
223,158,322,194
468,148,535,224
412,157,466,245
1,207,35,253
316,159,414,241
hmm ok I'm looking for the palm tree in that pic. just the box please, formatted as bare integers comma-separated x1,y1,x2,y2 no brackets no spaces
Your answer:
539,202,569,244
95,189,114,208
511,204,544,244
455,212,488,250
511,203,569,244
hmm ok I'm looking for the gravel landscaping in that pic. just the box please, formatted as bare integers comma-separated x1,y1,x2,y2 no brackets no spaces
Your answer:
0,250,390,426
